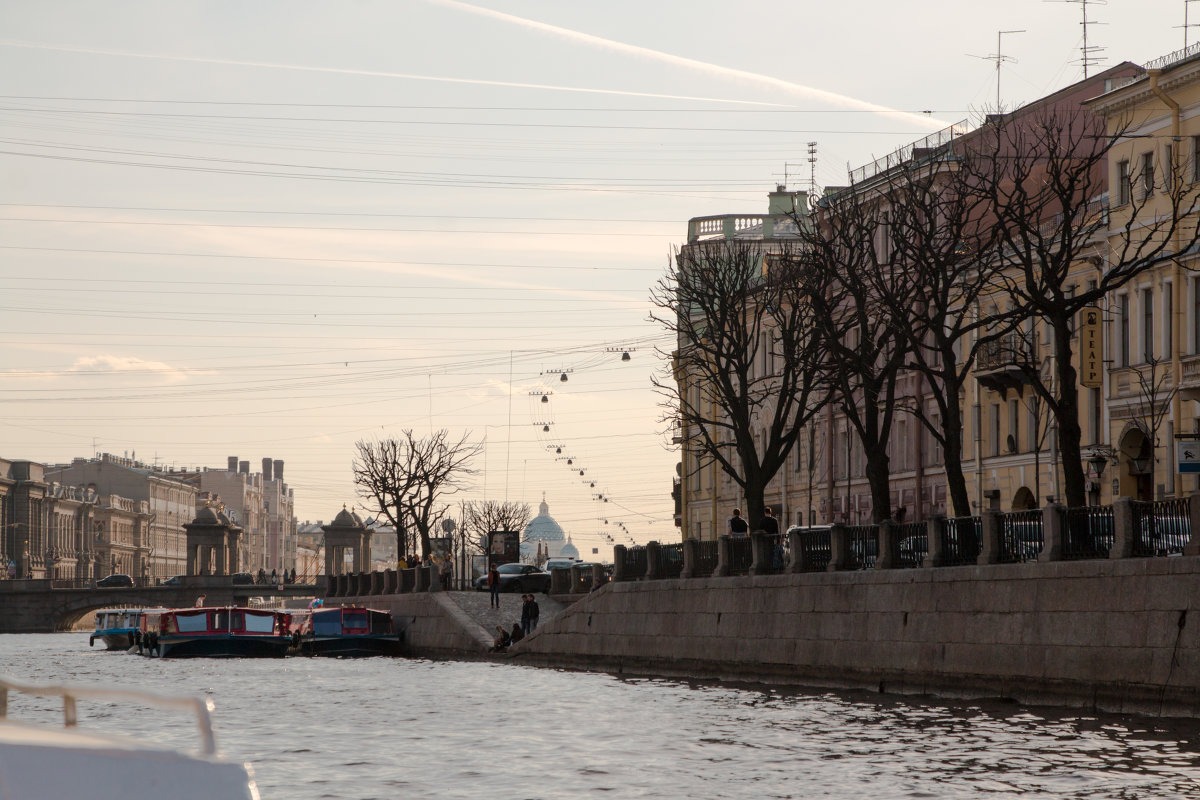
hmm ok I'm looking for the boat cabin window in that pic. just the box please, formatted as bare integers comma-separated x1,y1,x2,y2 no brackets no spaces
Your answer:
343,611,368,631
212,610,231,631
370,612,392,635
175,611,209,633
242,612,276,634
313,610,341,636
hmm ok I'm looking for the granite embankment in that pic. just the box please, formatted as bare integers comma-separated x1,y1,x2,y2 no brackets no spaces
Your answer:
358,557,1200,717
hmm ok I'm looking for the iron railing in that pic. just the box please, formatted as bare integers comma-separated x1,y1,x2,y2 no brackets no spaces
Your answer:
1132,498,1191,557
758,533,789,574
622,546,648,580
693,539,719,577
726,536,753,576
1064,505,1114,560
795,527,832,572
893,522,928,568
1000,509,1044,563
943,516,982,566
656,543,685,578
846,525,879,569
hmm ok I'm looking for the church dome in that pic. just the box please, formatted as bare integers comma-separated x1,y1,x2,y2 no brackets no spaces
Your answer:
559,535,579,560
330,507,362,528
523,497,565,543
192,506,221,525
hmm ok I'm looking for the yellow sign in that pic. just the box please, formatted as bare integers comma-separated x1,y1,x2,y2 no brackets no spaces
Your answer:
1080,306,1103,388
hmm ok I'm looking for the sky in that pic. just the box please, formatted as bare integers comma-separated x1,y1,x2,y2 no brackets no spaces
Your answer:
0,0,1191,556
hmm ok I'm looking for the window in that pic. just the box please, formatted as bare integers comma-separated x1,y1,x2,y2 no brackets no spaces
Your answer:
1142,152,1155,198
1164,282,1173,358
990,404,1001,457
1193,135,1200,182
1143,287,1154,362
1164,144,1175,193
1118,160,1131,205
1008,400,1020,453
1119,293,1130,366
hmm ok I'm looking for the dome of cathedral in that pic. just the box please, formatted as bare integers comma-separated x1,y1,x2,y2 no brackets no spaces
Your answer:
523,497,565,543
558,536,579,560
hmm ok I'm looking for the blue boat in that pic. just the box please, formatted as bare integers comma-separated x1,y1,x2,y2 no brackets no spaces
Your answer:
89,608,164,650
292,607,403,657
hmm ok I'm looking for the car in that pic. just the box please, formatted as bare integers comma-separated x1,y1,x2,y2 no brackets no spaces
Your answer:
231,572,255,585
543,558,579,573
96,574,134,588
160,575,185,586
472,563,551,594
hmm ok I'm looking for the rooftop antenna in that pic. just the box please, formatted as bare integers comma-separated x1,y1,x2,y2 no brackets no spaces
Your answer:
1047,0,1107,78
773,162,804,190
969,29,1025,111
1181,0,1200,48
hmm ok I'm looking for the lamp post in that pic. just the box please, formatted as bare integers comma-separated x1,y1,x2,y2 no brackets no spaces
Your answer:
1085,447,1116,506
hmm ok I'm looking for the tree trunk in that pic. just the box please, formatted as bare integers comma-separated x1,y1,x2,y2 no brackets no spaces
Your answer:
864,448,892,523
1051,318,1087,508
940,396,972,517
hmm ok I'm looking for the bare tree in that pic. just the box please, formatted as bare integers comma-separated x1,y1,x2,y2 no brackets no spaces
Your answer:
1128,353,1178,497
461,500,532,558
651,237,831,531
353,429,482,559
960,107,1200,507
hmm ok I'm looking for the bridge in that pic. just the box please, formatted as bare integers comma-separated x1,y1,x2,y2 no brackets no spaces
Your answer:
0,578,323,633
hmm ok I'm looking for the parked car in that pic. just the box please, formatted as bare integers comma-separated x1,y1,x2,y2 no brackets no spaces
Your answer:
472,563,551,594
543,558,579,573
231,572,255,585
160,575,185,586
96,573,133,588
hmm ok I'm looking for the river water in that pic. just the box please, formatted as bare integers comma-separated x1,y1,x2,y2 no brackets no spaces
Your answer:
3,633,1200,799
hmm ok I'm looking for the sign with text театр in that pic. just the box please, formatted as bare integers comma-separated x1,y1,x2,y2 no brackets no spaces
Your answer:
1080,307,1103,389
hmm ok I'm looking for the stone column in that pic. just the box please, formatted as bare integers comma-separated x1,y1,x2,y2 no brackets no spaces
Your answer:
612,545,627,582
425,565,440,592
385,569,398,594
787,527,806,573
1186,493,1200,557
875,520,896,570
977,511,1002,565
680,537,698,579
590,563,605,587
925,515,945,568
187,543,198,576
1040,504,1066,562
645,541,661,580
1111,496,1136,559
549,567,570,594
714,535,731,577
828,523,851,572
749,532,769,576
569,564,587,594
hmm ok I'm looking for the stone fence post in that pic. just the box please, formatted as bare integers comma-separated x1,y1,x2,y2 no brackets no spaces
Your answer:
1187,493,1200,557
828,523,851,572
612,545,627,582
1111,496,1136,559
875,520,896,570
680,537,698,579
591,563,605,588
384,569,398,594
415,565,430,592
925,515,945,568
569,564,587,594
370,571,384,595
550,568,571,594
749,532,769,576
645,541,661,580
1040,504,1067,562
787,527,806,573
977,510,1002,565
425,565,440,592
714,534,732,577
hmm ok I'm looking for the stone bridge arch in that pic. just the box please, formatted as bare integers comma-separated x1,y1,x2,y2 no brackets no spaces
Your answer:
46,587,236,631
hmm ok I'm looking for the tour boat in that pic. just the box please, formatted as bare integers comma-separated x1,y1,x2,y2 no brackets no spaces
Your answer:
140,606,291,659
290,607,403,657
0,675,260,799
89,608,165,650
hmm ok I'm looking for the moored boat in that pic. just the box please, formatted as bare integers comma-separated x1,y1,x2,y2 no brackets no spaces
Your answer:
291,607,403,656
140,607,291,658
89,608,165,650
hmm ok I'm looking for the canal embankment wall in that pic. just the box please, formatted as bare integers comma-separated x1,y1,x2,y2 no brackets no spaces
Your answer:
501,555,1200,717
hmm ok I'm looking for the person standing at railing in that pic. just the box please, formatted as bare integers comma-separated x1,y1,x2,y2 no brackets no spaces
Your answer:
728,509,749,537
758,507,779,535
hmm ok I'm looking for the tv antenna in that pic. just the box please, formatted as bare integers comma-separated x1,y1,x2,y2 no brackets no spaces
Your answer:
969,29,1025,111
1047,0,1107,78
807,142,819,194
1181,0,1200,48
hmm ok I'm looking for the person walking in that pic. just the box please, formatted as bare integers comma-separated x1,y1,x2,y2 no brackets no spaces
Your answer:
728,508,749,536
487,564,501,608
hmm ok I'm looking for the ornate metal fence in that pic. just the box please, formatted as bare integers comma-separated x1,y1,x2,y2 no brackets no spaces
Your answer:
693,540,719,577
622,546,647,580
893,522,928,568
1064,505,1114,560
1131,498,1191,557
727,536,753,575
795,527,831,572
942,516,981,566
656,543,685,578
1000,509,1044,563
846,525,879,569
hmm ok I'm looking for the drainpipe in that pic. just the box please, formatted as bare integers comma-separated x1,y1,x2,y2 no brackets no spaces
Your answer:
1148,69,1185,498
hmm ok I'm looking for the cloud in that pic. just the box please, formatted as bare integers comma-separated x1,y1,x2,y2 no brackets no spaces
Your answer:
422,0,948,130
67,354,194,383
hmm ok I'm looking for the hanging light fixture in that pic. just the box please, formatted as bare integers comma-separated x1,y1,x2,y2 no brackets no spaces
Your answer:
556,447,561,454
590,482,595,488
621,351,631,362
567,459,573,465
541,395,548,404
579,470,584,476
543,425,550,432
560,372,568,382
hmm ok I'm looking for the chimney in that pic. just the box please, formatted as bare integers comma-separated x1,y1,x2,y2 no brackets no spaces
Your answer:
228,456,238,472
262,458,273,481
239,461,249,474
273,460,284,482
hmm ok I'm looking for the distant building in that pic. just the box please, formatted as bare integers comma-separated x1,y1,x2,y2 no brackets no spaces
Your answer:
521,495,577,562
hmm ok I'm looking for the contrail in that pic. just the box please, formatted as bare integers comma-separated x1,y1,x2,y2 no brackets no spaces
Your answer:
422,0,947,130
0,40,789,107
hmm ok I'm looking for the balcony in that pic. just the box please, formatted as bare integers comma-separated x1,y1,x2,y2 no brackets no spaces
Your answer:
1180,355,1200,401
686,214,801,243
975,332,1038,397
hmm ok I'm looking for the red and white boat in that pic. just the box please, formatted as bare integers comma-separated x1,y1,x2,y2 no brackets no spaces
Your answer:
140,607,291,659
